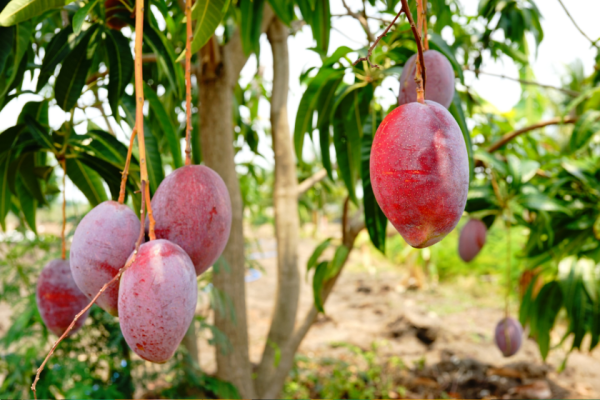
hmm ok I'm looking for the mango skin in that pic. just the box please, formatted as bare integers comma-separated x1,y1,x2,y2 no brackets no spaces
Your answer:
370,100,469,248
150,165,232,276
118,239,198,364
458,219,487,262
36,259,90,337
70,201,140,316
398,50,456,109
494,317,523,357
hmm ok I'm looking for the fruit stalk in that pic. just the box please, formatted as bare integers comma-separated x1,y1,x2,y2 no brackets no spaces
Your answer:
184,0,193,166
118,127,137,204
133,0,156,239
421,0,429,50
60,159,67,260
31,181,148,399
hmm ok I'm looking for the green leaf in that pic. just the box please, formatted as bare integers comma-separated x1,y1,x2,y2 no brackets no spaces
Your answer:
121,94,164,193
327,245,349,279
36,24,73,91
308,0,330,55
82,129,135,167
15,175,36,232
17,100,49,126
144,22,182,98
323,46,354,67
23,116,53,150
0,0,72,26
65,157,108,206
182,0,229,58
0,124,26,156
315,74,344,179
332,83,371,204
306,237,332,278
77,153,121,200
72,0,98,34
448,92,473,183
0,151,12,230
533,281,563,360
428,32,463,82
55,25,98,111
569,110,600,152
240,0,264,56
144,82,182,168
516,194,571,215
312,261,329,313
0,26,14,73
362,125,387,253
474,150,507,176
294,68,344,161
104,28,133,121
0,20,31,99
18,152,45,204
267,0,293,25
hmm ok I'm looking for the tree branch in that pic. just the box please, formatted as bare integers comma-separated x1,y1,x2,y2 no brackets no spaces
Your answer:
341,0,375,42
557,0,598,48
465,68,580,96
297,169,328,197
486,116,578,153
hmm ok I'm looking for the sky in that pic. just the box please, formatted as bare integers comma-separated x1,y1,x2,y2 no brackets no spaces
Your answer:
0,0,599,203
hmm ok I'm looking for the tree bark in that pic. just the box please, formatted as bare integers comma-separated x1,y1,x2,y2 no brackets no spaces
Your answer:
260,207,365,398
196,7,274,398
255,17,300,395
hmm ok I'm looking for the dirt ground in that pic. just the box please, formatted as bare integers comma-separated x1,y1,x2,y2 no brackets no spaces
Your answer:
2,219,600,398
192,223,600,399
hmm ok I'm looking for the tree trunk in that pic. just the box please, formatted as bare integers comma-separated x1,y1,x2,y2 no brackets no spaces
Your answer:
198,40,255,398
255,17,300,395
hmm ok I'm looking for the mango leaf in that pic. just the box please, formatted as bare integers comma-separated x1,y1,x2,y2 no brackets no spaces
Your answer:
312,261,329,313
428,32,463,82
65,157,108,206
36,24,73,91
72,0,98,34
84,129,135,167
144,22,182,97
23,116,53,150
0,151,12,230
516,194,571,215
104,28,133,121
448,92,473,182
0,0,73,26
0,125,26,156
55,24,99,111
182,0,229,58
267,0,293,25
0,25,13,73
327,245,349,279
306,237,332,279
332,83,372,204
17,100,48,127
77,153,121,200
18,152,45,204
0,20,31,99
569,110,600,152
533,281,563,360
315,74,344,179
307,0,330,55
240,0,264,56
121,94,164,193
15,175,36,232
323,45,354,67
144,82,181,168
294,68,345,161
474,150,507,176
362,122,387,253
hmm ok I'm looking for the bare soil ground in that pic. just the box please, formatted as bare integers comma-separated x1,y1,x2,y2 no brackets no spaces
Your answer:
191,223,600,399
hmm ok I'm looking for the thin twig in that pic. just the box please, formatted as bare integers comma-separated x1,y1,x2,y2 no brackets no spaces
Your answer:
31,182,147,398
60,159,67,260
118,128,137,204
557,0,598,47
465,68,580,96
144,182,156,241
353,7,404,68
184,0,193,166
486,116,577,153
297,169,328,197
341,0,375,42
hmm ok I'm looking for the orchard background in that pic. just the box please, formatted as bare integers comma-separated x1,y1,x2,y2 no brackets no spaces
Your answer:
1,0,600,398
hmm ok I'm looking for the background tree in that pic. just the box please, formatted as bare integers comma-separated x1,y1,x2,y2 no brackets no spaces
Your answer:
0,0,599,398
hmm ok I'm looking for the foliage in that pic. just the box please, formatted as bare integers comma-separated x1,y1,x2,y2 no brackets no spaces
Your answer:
282,341,406,399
